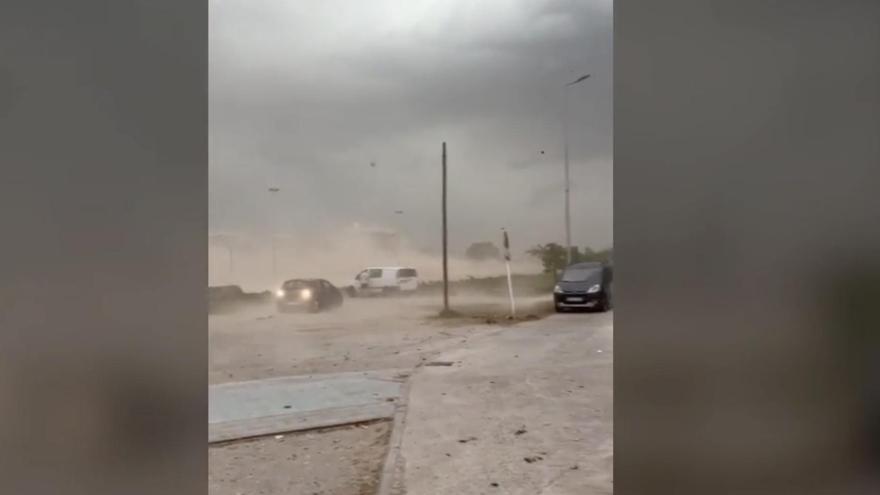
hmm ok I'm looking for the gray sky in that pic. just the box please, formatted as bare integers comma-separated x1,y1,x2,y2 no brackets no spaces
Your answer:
210,0,612,256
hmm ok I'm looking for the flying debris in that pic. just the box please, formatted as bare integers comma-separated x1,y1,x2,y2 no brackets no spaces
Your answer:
565,73,591,86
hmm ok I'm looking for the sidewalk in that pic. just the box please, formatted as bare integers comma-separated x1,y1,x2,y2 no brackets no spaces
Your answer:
392,313,613,495
209,370,404,443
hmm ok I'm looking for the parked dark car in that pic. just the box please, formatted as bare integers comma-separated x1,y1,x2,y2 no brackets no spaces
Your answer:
553,262,613,312
275,278,343,313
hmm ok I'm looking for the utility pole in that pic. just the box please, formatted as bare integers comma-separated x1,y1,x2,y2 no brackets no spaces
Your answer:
562,73,591,266
441,142,449,313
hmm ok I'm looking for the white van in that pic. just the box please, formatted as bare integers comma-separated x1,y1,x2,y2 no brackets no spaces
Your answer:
351,266,419,296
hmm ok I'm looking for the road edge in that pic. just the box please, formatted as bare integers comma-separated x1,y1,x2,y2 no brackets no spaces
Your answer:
376,372,414,495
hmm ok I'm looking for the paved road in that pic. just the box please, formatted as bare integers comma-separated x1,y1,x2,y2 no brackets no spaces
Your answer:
393,312,613,495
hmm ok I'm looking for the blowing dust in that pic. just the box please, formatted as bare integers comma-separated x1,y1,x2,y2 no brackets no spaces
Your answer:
209,225,543,292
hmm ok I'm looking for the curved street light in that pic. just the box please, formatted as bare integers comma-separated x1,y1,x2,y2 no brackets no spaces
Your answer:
562,73,591,265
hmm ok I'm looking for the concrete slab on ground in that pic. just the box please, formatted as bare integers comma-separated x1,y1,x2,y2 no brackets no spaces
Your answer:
209,370,405,443
394,313,613,495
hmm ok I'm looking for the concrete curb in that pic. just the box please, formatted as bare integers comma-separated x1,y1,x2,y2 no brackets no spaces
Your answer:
376,372,414,495
209,403,395,444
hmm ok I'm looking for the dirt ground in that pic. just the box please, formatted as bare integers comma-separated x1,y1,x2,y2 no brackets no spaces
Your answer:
209,294,553,385
209,421,391,495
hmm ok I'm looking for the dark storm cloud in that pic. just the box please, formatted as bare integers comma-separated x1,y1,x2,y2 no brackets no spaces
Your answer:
210,0,612,253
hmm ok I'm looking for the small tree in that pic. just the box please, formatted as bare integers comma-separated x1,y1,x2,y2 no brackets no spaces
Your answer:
528,244,613,273
579,246,595,261
465,241,501,261
594,248,613,263
526,243,568,273
579,247,612,263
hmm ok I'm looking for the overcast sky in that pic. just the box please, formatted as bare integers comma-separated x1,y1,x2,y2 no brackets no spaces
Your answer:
210,0,612,255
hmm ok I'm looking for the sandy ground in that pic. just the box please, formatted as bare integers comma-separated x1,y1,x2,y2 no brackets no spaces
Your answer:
209,421,391,495
209,294,552,385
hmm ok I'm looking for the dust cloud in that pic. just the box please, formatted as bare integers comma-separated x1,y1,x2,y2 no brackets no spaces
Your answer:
209,223,542,291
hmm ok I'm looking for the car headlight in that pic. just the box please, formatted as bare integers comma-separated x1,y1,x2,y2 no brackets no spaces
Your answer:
587,284,601,294
553,284,562,294
275,289,285,298
300,288,313,300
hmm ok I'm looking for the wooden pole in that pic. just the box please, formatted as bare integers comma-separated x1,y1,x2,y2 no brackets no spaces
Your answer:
442,142,449,312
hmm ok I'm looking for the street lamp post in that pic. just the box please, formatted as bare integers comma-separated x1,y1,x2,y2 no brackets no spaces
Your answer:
562,73,591,266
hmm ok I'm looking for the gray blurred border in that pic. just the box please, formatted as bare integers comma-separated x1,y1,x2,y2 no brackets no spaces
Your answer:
615,1,880,493
0,1,206,494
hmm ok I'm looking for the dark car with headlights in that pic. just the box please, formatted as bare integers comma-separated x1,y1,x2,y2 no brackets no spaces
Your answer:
553,262,613,312
275,278,343,313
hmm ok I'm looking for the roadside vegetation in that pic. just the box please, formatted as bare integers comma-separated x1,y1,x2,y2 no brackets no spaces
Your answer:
417,273,556,297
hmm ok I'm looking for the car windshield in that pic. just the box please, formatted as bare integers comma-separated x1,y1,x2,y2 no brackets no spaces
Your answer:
561,267,603,283
283,280,314,289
